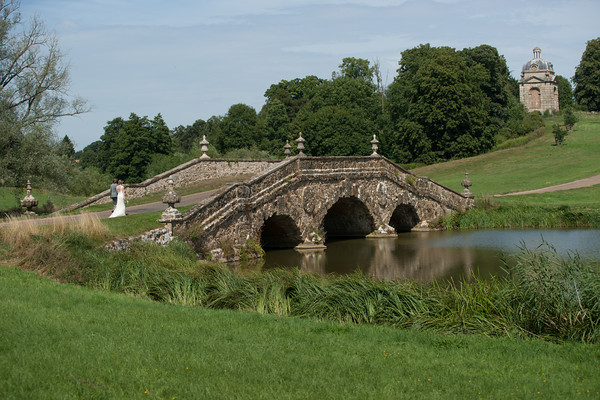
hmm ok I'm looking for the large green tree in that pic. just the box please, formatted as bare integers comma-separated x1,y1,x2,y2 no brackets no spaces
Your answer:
0,0,88,188
216,104,261,153
573,37,600,111
295,60,381,156
556,75,574,110
97,113,172,183
385,44,495,163
263,76,325,123
171,119,206,153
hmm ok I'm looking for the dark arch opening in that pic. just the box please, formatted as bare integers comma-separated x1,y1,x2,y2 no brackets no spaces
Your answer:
389,204,420,232
259,214,302,250
323,197,375,242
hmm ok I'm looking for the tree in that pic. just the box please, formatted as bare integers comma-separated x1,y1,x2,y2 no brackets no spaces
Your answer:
573,37,600,111
332,57,374,81
295,66,381,157
0,0,88,127
171,119,205,153
460,45,512,126
263,76,325,122
99,113,173,183
57,135,75,158
556,75,574,110
217,104,261,153
385,44,494,163
563,108,578,131
0,0,88,188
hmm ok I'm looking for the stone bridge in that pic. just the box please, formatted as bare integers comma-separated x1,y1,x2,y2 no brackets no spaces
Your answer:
173,155,473,261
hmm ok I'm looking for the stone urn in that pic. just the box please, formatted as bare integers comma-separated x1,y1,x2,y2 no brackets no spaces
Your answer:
159,176,182,223
20,180,38,216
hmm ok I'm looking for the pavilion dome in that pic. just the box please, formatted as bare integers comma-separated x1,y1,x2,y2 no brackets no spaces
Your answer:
522,47,554,72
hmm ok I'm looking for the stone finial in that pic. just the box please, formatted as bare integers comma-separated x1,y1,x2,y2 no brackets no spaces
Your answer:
371,134,379,156
296,132,306,157
284,140,291,158
159,176,182,222
199,135,210,159
461,171,474,198
20,180,38,216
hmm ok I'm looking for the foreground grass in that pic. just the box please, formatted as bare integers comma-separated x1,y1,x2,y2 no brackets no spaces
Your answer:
411,112,600,197
1,266,599,400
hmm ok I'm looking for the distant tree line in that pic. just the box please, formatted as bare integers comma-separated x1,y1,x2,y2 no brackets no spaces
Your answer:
3,0,599,195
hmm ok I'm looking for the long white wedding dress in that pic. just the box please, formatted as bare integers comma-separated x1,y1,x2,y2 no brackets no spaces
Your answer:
109,187,126,218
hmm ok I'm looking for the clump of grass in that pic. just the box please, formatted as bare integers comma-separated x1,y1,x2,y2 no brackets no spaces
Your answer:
505,242,600,342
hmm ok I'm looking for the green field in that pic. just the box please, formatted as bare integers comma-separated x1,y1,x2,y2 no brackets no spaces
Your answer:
411,113,600,204
1,266,599,400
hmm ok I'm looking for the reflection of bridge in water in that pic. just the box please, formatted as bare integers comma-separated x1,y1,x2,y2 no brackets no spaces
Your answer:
261,236,480,282
174,156,474,261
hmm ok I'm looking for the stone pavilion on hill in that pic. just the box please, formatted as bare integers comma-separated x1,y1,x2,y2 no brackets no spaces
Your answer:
519,47,559,113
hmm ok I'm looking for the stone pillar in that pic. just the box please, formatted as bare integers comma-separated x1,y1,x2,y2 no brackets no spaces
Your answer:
199,135,210,159
461,171,474,198
296,132,306,157
20,180,38,216
371,134,380,156
158,176,182,235
284,140,291,158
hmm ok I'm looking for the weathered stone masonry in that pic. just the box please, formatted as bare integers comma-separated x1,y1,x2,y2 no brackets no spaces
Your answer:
60,158,279,212
174,156,473,261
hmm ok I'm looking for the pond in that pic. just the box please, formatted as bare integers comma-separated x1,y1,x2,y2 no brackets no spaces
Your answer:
251,229,600,282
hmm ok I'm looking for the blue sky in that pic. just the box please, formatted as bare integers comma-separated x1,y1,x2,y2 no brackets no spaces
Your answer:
21,0,600,150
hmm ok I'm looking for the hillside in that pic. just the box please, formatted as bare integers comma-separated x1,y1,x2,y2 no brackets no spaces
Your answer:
410,113,600,200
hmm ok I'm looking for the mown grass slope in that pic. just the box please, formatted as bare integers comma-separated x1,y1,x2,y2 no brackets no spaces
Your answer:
411,113,600,200
2,265,599,400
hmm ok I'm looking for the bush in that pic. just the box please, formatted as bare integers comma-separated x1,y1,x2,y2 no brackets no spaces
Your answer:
553,123,568,145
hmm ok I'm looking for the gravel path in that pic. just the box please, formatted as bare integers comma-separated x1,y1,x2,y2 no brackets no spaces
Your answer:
496,174,600,197
0,187,225,227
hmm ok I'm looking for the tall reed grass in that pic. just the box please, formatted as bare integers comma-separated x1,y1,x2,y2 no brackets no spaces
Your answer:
440,204,600,230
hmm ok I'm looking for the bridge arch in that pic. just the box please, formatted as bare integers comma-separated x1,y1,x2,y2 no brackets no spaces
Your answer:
323,196,375,241
389,204,420,232
259,214,302,250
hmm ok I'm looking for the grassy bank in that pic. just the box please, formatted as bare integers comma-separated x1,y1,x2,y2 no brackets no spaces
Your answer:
2,265,599,399
411,112,600,199
438,200,600,230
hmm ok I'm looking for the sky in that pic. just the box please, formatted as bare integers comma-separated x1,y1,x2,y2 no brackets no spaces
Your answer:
20,0,600,151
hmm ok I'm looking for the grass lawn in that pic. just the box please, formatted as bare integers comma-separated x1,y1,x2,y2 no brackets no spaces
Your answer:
1,265,599,400
411,113,600,197
493,184,600,209
0,187,86,213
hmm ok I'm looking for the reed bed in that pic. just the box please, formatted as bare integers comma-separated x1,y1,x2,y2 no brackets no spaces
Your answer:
3,224,599,343
441,204,600,230
81,241,600,343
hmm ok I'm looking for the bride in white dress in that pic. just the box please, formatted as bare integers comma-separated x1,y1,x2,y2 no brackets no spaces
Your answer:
109,180,126,218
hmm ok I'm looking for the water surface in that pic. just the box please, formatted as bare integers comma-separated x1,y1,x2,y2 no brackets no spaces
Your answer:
256,229,600,282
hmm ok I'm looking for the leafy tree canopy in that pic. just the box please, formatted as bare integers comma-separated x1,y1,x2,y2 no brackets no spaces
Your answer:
573,37,600,111
385,44,496,163
556,75,574,110
91,113,172,183
332,57,374,82
217,104,261,153
0,0,88,189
